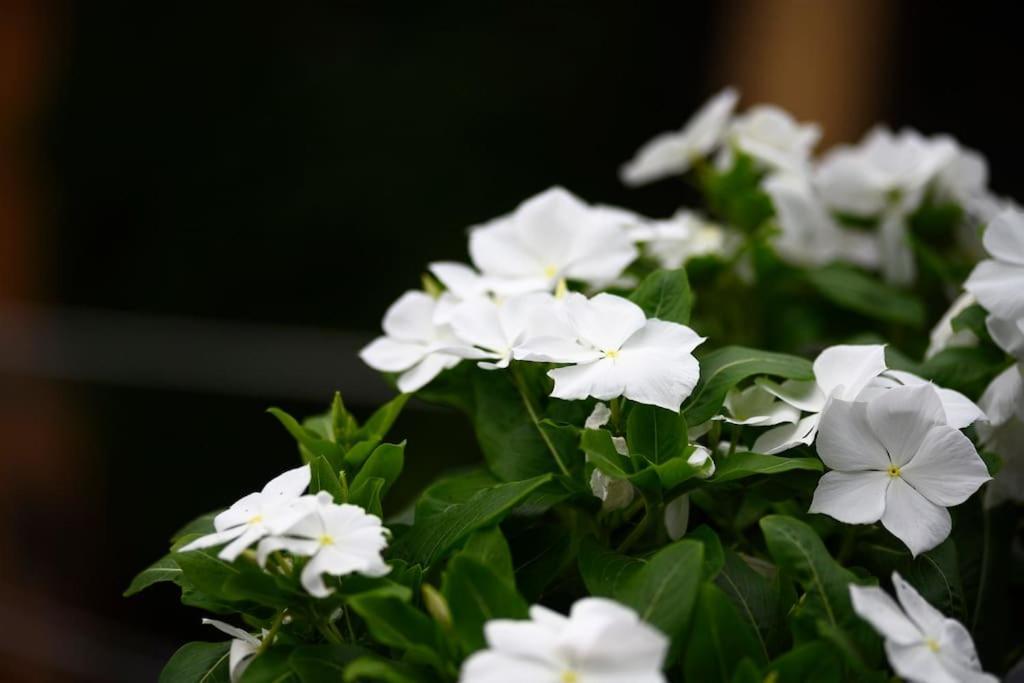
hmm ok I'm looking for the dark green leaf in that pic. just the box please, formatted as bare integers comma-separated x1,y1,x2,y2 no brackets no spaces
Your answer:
459,527,515,587
715,550,787,662
242,647,298,683
354,394,410,443
627,403,687,464
712,451,823,483
352,442,405,498
684,583,767,683
289,644,368,683
125,554,181,596
414,469,499,522
765,641,843,683
390,474,553,567
918,346,1009,397
806,264,925,327
687,525,724,579
350,477,385,518
172,511,218,543
343,657,424,683
159,641,230,683
618,540,704,644
346,591,446,670
268,407,346,469
443,556,529,654
630,268,693,325
578,536,644,598
309,455,346,502
580,429,630,478
684,347,813,426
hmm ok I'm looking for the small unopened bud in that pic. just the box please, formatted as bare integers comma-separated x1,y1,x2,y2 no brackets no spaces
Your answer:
422,584,452,630
687,444,716,479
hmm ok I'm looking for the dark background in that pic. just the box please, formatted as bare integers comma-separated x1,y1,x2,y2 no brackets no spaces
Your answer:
0,2,1020,680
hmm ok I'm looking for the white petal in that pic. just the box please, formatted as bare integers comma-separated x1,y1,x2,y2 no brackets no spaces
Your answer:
751,414,820,454
816,398,891,471
926,292,979,359
585,403,612,430
459,651,558,683
614,320,704,411
202,619,261,646
179,526,246,553
879,370,986,428
848,584,921,645
548,359,627,403
566,293,647,352
756,378,827,413
429,261,490,299
901,426,990,506
965,259,1024,323
382,291,438,342
936,620,997,683
262,465,311,499
664,495,689,540
881,478,951,556
449,298,508,353
866,384,946,467
483,620,560,664
810,470,890,524
469,211,546,282
892,572,947,639
986,314,1024,360
981,208,1024,266
256,535,320,565
218,525,267,562
878,209,916,285
515,336,602,364
885,641,959,683
228,639,259,683
396,353,459,393
359,336,427,372
978,364,1024,427
814,344,887,400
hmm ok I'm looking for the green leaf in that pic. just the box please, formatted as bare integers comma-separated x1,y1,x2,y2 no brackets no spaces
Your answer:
354,394,410,443
174,549,297,609
442,556,529,654
346,591,447,670
289,644,369,683
580,429,630,478
712,451,823,483
390,474,554,567
715,550,788,662
918,346,1009,397
414,469,499,522
472,371,561,481
343,658,424,683
309,455,346,502
950,303,991,341
627,403,687,464
158,641,230,683
352,442,405,498
268,407,346,469
172,511,218,542
125,554,181,596
683,583,768,683
459,527,516,587
630,267,693,325
759,515,859,630
684,347,813,426
343,440,379,471
806,263,925,327
730,658,762,683
242,647,299,683
687,525,725,579
765,641,843,683
578,536,644,597
350,476,385,518
617,540,704,645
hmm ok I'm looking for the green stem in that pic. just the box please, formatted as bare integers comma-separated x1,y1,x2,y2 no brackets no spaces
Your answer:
257,610,287,654
316,619,343,644
727,423,741,456
618,500,651,553
510,363,570,476
343,606,357,642
610,398,622,433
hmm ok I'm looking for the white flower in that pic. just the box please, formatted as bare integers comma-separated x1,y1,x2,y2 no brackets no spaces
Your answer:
620,87,739,186
714,384,799,427
584,403,634,511
180,465,314,561
360,290,478,393
754,344,887,454
810,384,990,555
814,127,958,217
722,105,821,173
629,211,731,269
926,292,979,359
850,573,997,683
257,492,391,598
203,619,262,682
516,293,705,411
763,172,879,269
964,207,1024,325
977,363,1024,507
447,292,557,369
814,128,961,284
459,597,668,683
468,187,638,294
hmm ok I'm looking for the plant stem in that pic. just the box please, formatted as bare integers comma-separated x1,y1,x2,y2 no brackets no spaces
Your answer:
510,363,570,476
258,610,287,654
618,500,651,553
610,397,622,432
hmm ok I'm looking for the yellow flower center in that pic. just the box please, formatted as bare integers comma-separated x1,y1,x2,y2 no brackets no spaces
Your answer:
604,349,619,359
544,264,559,278
318,534,335,546
560,671,579,683
248,514,263,525
886,464,901,478
925,637,941,653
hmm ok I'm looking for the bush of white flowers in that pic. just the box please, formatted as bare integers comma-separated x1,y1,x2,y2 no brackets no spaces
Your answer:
128,88,1023,683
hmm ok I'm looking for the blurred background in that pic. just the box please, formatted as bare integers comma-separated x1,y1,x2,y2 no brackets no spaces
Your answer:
0,1,1021,680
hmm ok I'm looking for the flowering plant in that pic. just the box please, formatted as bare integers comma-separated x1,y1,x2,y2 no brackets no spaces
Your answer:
129,88,1022,683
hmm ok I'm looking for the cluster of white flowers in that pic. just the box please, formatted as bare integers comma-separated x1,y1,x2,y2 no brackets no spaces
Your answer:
180,465,390,597
361,187,707,412
621,89,999,282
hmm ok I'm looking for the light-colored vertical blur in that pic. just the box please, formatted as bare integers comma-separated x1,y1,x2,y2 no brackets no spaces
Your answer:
714,0,896,147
